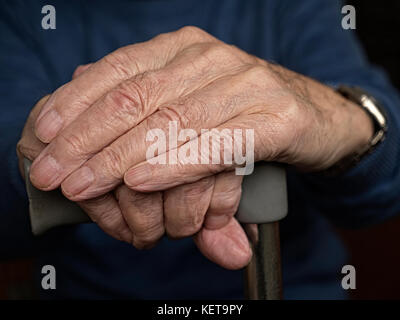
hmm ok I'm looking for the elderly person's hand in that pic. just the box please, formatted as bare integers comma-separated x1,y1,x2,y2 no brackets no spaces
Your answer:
27,27,373,267
18,94,251,270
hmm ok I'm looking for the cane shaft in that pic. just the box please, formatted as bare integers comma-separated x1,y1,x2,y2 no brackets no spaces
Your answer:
244,222,282,300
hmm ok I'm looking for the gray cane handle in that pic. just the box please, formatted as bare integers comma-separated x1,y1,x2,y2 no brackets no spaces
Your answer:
24,159,287,235
24,158,90,235
236,162,287,224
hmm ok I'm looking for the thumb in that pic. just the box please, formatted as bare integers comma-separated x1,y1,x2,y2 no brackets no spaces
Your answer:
193,218,252,270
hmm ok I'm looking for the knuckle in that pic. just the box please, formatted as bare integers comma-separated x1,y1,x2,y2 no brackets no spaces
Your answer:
84,198,126,235
165,193,208,238
182,178,214,198
178,25,204,38
54,84,91,116
133,227,161,246
212,188,241,216
128,190,151,203
187,97,211,124
158,96,208,130
80,193,109,211
132,238,148,250
104,72,161,124
58,132,88,158
152,30,176,45
16,139,25,156
245,64,271,83
16,139,22,153
157,103,191,129
36,94,52,106
175,26,214,45
131,218,163,248
102,49,133,78
132,235,157,250
100,146,126,179
203,43,235,62
132,218,155,235
228,44,257,63
122,192,163,236
105,82,144,119
166,215,202,238
222,196,241,216
100,216,125,238
16,141,38,160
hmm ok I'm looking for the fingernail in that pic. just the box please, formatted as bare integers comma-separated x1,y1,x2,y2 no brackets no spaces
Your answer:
35,109,63,143
62,166,94,197
124,165,151,188
30,155,61,189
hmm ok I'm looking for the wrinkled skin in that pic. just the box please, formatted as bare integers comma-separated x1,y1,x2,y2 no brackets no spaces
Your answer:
18,95,251,270
17,27,373,270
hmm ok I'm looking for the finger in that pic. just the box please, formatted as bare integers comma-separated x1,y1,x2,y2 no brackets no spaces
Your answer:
124,113,266,192
193,218,252,270
72,63,93,79
30,40,237,194
115,185,164,249
78,193,132,243
163,176,214,238
56,66,260,200
204,171,243,230
34,26,214,143
17,95,50,178
17,95,50,160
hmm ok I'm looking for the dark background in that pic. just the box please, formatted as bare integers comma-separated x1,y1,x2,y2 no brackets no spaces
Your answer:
350,0,400,89
336,0,400,300
1,1,400,299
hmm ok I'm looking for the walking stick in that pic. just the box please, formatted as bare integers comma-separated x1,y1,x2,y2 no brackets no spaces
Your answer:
236,162,287,300
24,159,287,300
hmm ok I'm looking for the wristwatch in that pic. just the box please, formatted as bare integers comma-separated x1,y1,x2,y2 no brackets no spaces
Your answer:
327,85,388,174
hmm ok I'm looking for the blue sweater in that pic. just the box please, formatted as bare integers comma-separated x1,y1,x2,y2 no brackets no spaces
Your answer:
1,0,400,299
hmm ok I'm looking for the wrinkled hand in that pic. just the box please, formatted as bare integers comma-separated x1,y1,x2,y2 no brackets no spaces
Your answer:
18,94,251,270
26,26,372,268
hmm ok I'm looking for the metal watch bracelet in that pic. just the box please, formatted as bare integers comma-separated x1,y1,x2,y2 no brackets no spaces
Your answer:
324,85,388,175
